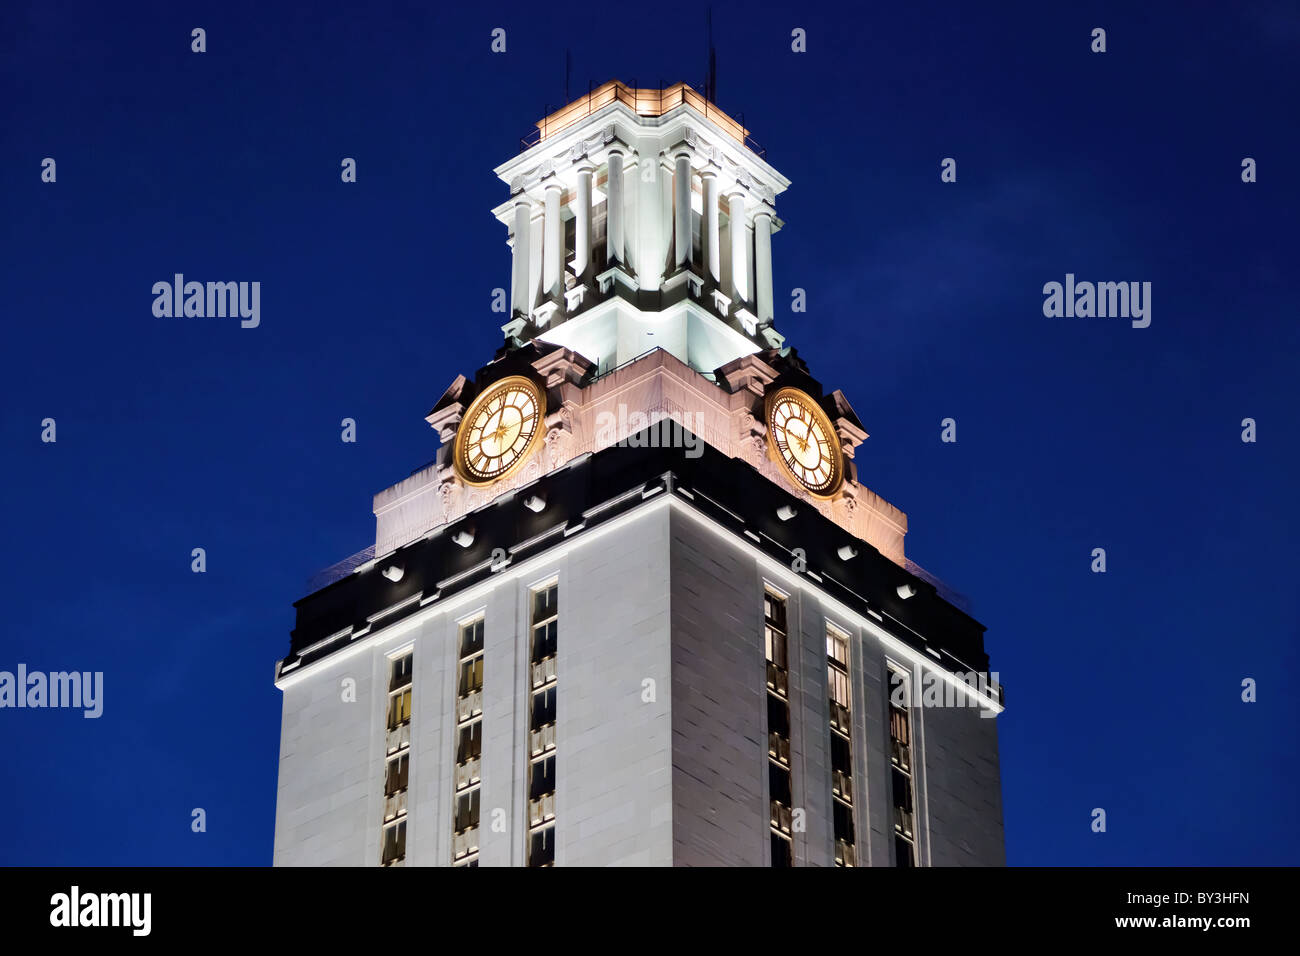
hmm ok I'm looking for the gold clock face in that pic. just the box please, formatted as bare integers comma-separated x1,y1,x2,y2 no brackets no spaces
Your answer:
453,375,546,486
765,387,844,498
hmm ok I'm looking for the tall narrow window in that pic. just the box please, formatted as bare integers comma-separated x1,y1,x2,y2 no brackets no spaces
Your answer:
764,589,794,867
888,666,917,867
382,650,413,866
452,618,485,866
826,626,855,866
526,583,558,866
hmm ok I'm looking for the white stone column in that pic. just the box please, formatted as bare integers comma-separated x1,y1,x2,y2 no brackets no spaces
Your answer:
658,157,674,276
572,163,593,281
701,168,720,285
754,209,774,324
673,151,692,270
543,179,563,302
635,153,666,289
625,154,640,276
728,189,748,306
528,205,544,312
606,148,625,266
511,197,532,317
719,217,731,301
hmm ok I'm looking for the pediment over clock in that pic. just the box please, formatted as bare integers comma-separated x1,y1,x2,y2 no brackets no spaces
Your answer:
715,352,779,398
827,390,868,457
529,344,595,390
425,375,469,443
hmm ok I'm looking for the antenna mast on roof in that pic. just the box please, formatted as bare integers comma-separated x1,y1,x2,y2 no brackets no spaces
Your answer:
705,8,717,102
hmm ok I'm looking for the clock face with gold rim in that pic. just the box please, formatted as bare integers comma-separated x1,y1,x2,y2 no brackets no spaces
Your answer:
453,375,546,486
765,387,844,497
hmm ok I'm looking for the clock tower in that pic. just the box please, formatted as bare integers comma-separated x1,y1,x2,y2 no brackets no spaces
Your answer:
273,81,1006,868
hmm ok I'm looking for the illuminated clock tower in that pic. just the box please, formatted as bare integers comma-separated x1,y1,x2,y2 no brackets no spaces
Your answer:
272,81,1006,867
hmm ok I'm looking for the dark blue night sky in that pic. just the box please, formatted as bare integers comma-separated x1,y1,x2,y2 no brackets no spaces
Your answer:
2,0,1297,865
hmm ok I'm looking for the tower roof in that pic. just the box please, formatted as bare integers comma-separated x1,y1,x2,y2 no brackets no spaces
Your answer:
526,80,759,156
